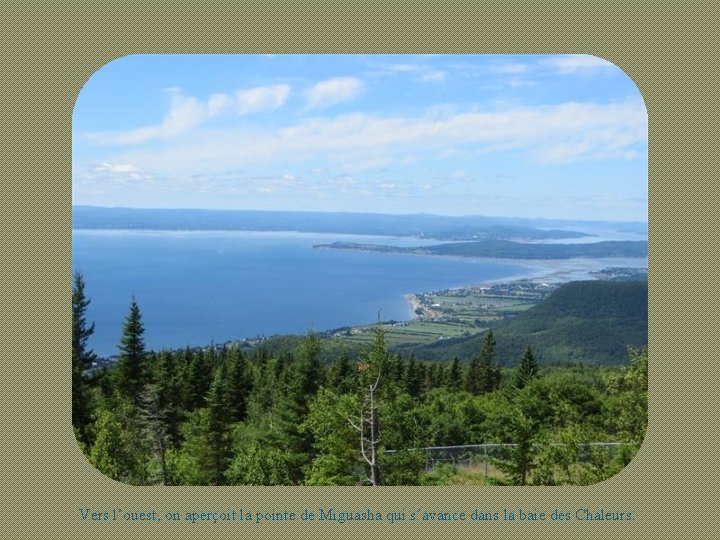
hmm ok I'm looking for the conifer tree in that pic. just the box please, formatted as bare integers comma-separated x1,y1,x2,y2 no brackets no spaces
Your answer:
115,297,147,403
464,355,481,394
185,349,211,410
72,272,97,371
447,357,463,391
404,353,422,397
72,272,96,443
392,353,406,387
156,350,182,448
478,330,502,393
205,365,232,485
269,332,325,482
465,330,501,395
290,331,324,404
513,346,539,390
225,346,251,423
493,407,537,485
326,351,354,394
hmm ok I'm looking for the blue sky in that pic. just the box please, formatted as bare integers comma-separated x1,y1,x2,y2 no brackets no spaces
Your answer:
72,54,648,221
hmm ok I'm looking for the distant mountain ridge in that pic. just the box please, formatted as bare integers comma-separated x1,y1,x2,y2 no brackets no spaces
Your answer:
72,205,646,241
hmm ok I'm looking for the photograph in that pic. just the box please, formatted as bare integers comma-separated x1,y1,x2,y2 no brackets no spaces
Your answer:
71,53,648,487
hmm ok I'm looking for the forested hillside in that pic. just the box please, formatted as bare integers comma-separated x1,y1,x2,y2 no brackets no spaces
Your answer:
316,239,648,259
403,281,648,365
73,274,647,487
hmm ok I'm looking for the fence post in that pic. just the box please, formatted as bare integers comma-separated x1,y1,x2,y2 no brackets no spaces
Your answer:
484,441,488,478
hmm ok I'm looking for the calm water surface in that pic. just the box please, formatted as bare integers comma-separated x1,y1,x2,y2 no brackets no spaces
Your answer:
72,230,534,356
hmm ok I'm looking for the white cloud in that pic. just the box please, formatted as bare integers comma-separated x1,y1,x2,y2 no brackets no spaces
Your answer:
85,91,214,144
545,54,617,74
91,162,154,181
91,99,646,179
506,79,536,88
305,77,362,109
384,63,424,73
86,84,291,145
490,63,529,74
326,175,355,185
95,162,143,174
421,70,447,81
207,93,231,115
376,63,447,82
236,84,290,115
74,162,155,189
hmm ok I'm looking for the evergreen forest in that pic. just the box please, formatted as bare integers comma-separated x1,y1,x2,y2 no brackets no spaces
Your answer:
72,272,648,486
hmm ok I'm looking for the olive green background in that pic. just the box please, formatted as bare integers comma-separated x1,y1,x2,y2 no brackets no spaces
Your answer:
1,1,717,539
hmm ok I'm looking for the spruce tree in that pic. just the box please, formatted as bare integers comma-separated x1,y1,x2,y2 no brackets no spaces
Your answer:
513,346,538,390
279,333,325,430
270,332,325,482
464,355,481,394
185,349,211,411
391,353,406,387
116,297,147,403
72,272,96,442
326,351,354,394
404,353,422,397
447,357,463,390
72,272,97,370
205,365,231,485
225,346,251,423
156,350,182,448
478,330,501,393
466,330,500,395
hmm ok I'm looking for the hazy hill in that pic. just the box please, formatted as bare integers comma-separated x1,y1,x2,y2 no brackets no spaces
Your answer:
400,280,648,365
73,205,596,241
316,239,648,259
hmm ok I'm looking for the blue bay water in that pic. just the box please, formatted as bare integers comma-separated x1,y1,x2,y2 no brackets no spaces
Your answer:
72,230,532,356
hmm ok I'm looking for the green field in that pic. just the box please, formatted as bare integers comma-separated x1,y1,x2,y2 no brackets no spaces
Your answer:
330,282,554,349
333,321,485,348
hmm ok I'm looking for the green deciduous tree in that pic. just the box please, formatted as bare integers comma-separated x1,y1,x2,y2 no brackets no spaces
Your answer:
606,347,648,447
89,398,148,484
226,441,295,486
301,388,362,485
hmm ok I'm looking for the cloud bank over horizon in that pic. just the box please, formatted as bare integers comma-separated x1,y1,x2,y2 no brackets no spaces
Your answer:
73,54,647,221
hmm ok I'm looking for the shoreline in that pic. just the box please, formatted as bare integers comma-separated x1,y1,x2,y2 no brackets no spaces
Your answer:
402,256,648,321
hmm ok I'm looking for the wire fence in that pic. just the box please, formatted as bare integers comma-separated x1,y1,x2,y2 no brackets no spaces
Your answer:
387,442,623,473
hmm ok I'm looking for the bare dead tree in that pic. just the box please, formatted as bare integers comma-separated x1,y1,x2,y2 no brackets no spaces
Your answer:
138,384,170,485
349,362,382,485
348,323,387,486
